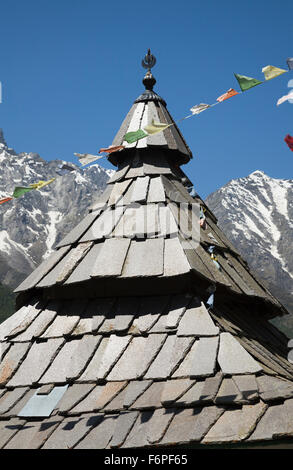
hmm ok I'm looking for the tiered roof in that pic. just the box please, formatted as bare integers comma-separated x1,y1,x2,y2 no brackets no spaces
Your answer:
0,52,293,449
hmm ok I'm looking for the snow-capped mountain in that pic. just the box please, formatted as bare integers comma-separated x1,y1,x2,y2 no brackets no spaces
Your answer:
206,170,293,319
0,129,113,289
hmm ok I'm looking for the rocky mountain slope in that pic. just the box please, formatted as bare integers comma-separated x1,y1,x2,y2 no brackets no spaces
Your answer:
0,129,113,289
206,170,293,336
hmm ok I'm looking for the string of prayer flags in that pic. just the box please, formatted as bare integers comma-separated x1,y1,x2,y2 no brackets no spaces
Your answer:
217,88,239,102
143,119,170,135
74,153,104,166
0,197,13,205
287,58,293,70
262,65,287,81
284,134,293,151
12,186,34,198
277,91,293,106
99,145,125,154
234,73,262,92
190,103,211,115
29,178,56,190
123,129,148,144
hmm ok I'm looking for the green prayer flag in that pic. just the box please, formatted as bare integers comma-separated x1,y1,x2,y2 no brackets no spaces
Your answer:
12,186,34,198
234,73,262,92
124,129,148,144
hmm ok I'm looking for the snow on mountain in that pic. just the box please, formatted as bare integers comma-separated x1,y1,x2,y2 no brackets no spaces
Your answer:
0,129,113,288
206,170,293,322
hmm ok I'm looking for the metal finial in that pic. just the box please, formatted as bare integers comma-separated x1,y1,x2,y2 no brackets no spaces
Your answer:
142,49,156,71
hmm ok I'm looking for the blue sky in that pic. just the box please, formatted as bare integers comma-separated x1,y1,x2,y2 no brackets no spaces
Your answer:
1,0,293,198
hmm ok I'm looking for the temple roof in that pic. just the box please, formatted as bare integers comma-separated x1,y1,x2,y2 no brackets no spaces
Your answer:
1,51,293,449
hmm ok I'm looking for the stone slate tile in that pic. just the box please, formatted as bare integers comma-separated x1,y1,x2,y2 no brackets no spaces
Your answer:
75,414,118,449
110,411,139,448
165,295,190,329
40,300,87,338
190,406,225,442
7,338,64,387
232,375,259,401
37,384,55,395
161,379,195,406
248,398,293,441
147,176,165,203
4,301,43,339
0,341,31,385
131,382,165,410
91,238,131,277
80,206,125,242
57,383,96,413
130,176,150,203
199,372,223,403
42,414,104,449
148,315,169,333
77,337,109,382
112,297,140,333
218,332,263,375
56,210,101,248
131,296,169,334
18,385,68,418
123,381,153,409
0,302,38,340
146,408,176,444
158,205,178,238
107,334,166,381
1,388,36,418
69,382,127,414
0,342,11,360
144,336,193,380
108,179,132,206
177,297,219,337
37,241,93,287
121,238,164,278
256,375,293,402
214,377,244,405
0,418,25,449
163,237,191,276
203,401,267,444
64,243,103,284
159,408,202,446
103,387,128,413
14,246,70,293
95,335,132,380
4,415,63,449
173,337,219,378
121,410,153,448
71,297,114,336
176,381,206,406
0,387,29,415
12,302,58,342
39,335,100,384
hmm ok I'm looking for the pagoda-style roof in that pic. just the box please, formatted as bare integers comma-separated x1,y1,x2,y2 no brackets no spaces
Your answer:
0,51,293,449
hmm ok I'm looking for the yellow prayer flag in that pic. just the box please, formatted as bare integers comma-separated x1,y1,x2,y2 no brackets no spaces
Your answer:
262,65,287,81
29,178,56,190
143,119,170,135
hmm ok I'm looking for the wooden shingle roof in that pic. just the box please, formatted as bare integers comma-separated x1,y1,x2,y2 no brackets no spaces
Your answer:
1,57,293,448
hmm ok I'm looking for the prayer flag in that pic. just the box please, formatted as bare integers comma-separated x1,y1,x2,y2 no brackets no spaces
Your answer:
287,58,293,70
277,91,293,106
234,73,262,91
262,65,287,81
99,145,125,154
143,119,170,135
74,153,104,166
59,164,75,172
284,134,293,151
29,178,56,190
0,197,13,205
216,88,239,102
123,129,148,144
12,187,34,198
190,103,210,115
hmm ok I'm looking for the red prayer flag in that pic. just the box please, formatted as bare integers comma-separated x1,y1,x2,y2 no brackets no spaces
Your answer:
99,145,125,154
0,197,13,205
284,134,293,151
217,88,239,102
